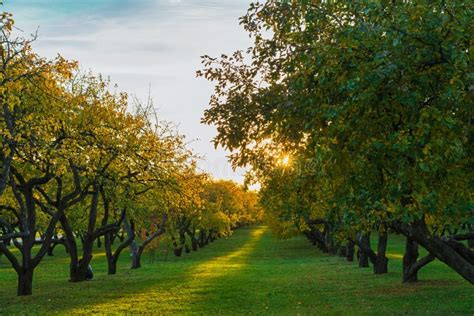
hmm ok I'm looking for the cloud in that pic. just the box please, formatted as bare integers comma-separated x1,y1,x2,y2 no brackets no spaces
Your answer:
6,0,253,183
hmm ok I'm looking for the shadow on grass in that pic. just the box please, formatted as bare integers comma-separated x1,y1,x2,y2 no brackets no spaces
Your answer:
67,227,267,314
1,227,473,314
0,226,265,314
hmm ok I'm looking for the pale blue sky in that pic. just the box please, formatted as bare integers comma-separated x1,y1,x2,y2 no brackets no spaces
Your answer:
4,0,252,182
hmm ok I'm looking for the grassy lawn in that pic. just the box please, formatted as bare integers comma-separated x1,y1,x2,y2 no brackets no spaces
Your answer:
0,226,472,315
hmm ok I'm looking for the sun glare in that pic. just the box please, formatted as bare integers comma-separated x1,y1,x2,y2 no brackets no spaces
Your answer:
277,154,291,167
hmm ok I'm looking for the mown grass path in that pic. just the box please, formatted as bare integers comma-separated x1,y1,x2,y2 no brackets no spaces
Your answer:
0,226,473,315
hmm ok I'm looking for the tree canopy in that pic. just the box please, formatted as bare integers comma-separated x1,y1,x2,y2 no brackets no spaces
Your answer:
199,1,473,283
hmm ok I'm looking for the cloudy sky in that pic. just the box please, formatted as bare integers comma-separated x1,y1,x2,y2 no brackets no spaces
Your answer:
4,0,252,182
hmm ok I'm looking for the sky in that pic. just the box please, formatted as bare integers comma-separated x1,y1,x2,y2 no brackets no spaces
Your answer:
4,0,253,183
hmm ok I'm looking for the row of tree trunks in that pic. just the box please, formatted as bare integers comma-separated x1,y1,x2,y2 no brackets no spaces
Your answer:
388,218,474,284
353,230,389,274
186,228,199,251
188,229,204,252
403,220,474,284
198,229,208,248
304,228,329,253
304,223,443,283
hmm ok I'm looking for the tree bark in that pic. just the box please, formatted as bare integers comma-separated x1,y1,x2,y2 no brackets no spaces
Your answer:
354,230,389,274
105,223,134,275
69,231,95,282
47,241,58,256
468,225,474,249
199,230,208,247
47,237,66,256
129,214,166,269
186,228,199,251
394,219,474,284
191,237,198,251
324,227,336,254
337,245,346,257
17,267,34,296
124,216,140,269
102,198,133,275
131,245,145,269
172,235,183,257
357,233,370,268
2,179,64,296
345,240,354,262
403,237,419,282
402,237,435,283
59,214,81,282
62,189,114,282
374,230,388,274
69,259,90,283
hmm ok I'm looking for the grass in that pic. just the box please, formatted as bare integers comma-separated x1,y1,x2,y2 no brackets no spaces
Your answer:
0,226,473,315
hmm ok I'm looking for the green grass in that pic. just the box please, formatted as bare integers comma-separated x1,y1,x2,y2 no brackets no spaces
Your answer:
0,226,473,315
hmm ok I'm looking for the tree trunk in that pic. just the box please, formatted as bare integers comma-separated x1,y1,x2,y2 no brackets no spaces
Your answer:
47,243,57,256
124,215,140,269
374,230,388,274
412,223,474,283
47,239,66,256
174,247,183,257
171,235,183,257
209,230,216,243
393,219,474,284
59,215,82,282
468,226,474,249
180,231,187,250
69,234,95,282
337,244,346,257
469,239,474,249
186,229,199,251
105,221,134,275
17,267,34,296
60,214,91,282
69,259,90,282
131,246,144,269
130,241,140,269
128,214,165,269
105,232,117,275
403,237,419,282
313,229,329,253
357,234,370,268
346,241,354,262
198,230,207,247
108,258,117,275
7,185,65,296
402,236,436,283
324,228,336,254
